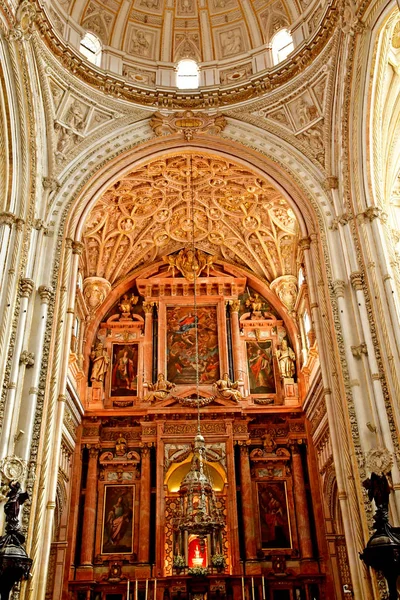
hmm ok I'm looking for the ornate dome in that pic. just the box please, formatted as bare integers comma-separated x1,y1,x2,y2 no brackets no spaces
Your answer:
41,0,335,92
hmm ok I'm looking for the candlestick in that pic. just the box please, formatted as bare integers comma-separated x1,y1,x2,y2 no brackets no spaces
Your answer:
127,580,130,600
154,578,157,600
251,577,255,600
135,580,138,600
145,580,148,600
242,576,245,600
262,576,265,600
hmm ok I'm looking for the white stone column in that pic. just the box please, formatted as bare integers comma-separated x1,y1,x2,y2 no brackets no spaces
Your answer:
30,239,82,600
301,235,373,600
0,277,34,459
14,285,53,462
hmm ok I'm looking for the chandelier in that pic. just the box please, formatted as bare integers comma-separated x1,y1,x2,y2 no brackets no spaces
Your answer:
172,156,225,561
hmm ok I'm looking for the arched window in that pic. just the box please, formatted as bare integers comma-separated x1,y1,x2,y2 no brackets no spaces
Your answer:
176,60,199,90
271,29,294,65
79,32,102,66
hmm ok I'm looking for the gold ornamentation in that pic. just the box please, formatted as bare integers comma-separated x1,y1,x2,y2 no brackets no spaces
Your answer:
118,292,139,320
163,248,213,281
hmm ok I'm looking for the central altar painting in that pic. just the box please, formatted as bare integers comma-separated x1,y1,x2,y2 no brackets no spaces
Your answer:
166,305,219,384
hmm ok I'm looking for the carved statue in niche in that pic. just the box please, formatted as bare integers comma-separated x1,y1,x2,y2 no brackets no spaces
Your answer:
263,432,276,454
118,293,139,320
276,339,296,379
90,341,110,383
163,248,213,281
145,373,175,403
115,433,127,457
214,373,243,402
245,291,263,317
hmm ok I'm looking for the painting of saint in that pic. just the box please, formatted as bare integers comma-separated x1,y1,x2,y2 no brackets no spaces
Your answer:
166,306,219,384
257,482,291,549
111,344,138,396
102,485,134,554
247,341,275,394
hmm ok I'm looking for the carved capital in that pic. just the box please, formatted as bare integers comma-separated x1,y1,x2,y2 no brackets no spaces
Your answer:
298,236,311,251
332,280,345,298
83,277,111,314
87,445,100,459
229,299,241,312
20,278,34,298
325,176,338,189
0,212,16,227
351,343,368,359
72,241,84,255
42,177,60,191
143,301,155,314
20,351,35,367
350,272,363,291
38,285,53,303
239,444,249,457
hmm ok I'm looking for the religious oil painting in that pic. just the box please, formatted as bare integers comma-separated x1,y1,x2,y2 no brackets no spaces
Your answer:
111,344,139,396
246,341,276,394
257,481,291,549
166,305,219,384
102,485,134,554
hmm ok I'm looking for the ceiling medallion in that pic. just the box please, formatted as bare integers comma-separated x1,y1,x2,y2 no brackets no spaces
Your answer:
150,111,227,140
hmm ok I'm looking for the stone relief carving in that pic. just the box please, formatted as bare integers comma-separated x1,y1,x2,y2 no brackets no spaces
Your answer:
129,28,152,57
220,28,244,57
270,275,298,313
83,276,111,315
150,111,226,140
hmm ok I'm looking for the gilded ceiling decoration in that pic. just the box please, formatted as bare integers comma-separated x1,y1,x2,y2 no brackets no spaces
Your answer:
81,153,300,285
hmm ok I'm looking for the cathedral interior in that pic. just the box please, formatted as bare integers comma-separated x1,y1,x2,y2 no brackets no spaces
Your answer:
0,0,400,599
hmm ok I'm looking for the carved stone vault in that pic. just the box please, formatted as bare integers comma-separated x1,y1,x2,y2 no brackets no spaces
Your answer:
82,152,300,285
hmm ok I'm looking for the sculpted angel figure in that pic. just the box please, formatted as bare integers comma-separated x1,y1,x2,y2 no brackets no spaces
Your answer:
214,373,242,402
145,373,175,403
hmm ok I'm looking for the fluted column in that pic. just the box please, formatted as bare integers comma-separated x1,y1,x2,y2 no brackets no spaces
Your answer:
230,301,246,394
290,443,313,559
80,445,99,565
138,445,151,563
143,302,153,386
239,445,257,560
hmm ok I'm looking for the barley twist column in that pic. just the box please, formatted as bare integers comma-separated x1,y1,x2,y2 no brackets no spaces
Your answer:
138,445,151,563
239,444,257,560
230,300,246,395
290,443,313,559
80,445,100,565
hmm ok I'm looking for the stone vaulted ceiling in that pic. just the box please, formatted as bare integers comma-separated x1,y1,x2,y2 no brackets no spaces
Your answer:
81,153,300,285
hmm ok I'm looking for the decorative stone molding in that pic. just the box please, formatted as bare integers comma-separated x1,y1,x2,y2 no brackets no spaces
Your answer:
150,111,227,140
298,237,311,251
7,0,37,41
325,176,338,189
83,276,111,315
20,278,35,298
33,219,48,233
351,343,368,358
143,301,155,314
20,351,35,367
42,177,60,191
270,275,298,313
365,447,393,476
0,456,28,488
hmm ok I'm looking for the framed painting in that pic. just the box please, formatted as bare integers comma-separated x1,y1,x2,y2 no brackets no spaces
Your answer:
246,341,276,394
166,305,219,384
257,481,292,549
110,344,139,396
101,485,134,554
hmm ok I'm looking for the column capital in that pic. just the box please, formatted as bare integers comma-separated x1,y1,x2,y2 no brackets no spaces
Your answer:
20,278,35,298
143,301,155,314
38,285,53,303
86,444,100,458
0,211,16,226
332,280,345,298
229,299,241,313
239,443,250,456
350,271,363,291
298,236,311,251
72,241,84,255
